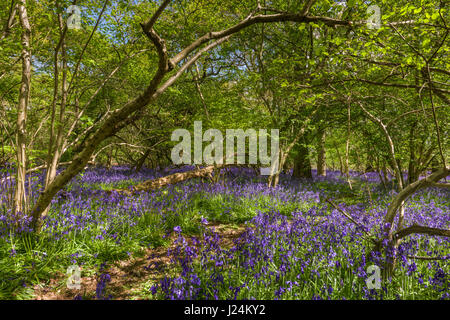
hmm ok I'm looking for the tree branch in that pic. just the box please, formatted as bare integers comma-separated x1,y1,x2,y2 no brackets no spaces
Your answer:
395,225,450,240
384,167,450,226
171,13,353,66
141,0,172,31
67,0,108,95
0,0,17,41
300,0,316,16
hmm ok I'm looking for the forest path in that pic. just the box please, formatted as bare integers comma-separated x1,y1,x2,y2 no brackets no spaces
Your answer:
33,223,245,300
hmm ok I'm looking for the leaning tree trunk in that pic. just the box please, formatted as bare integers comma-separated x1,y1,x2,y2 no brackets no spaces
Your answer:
317,126,326,176
14,0,31,214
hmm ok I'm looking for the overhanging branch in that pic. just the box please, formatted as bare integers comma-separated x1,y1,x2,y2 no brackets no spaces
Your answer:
171,13,353,66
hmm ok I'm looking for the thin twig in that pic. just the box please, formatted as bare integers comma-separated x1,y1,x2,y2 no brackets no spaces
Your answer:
325,198,376,244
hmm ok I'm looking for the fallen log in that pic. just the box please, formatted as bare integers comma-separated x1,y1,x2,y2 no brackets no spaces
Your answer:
112,160,266,194
111,147,275,194
130,164,221,193
113,162,252,194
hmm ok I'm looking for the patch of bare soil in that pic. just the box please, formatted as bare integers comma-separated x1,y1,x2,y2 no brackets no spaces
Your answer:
33,223,246,300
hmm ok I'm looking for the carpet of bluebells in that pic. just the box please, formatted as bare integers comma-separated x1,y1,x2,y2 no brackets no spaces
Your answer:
0,165,448,300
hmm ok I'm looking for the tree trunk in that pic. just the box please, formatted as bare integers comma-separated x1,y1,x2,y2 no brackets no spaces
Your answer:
357,101,403,191
375,153,387,189
316,126,326,176
270,108,319,187
330,155,335,171
271,150,282,187
43,10,68,217
407,124,419,185
334,142,344,174
292,135,312,179
382,160,389,184
193,62,210,121
0,0,17,41
107,148,113,169
14,0,31,214
430,157,440,173
345,103,352,189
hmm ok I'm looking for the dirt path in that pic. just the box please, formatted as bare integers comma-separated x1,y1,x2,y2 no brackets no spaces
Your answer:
33,223,246,300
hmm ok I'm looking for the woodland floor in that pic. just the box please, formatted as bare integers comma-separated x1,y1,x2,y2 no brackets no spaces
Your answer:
33,223,246,300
